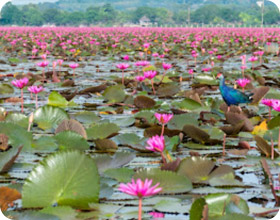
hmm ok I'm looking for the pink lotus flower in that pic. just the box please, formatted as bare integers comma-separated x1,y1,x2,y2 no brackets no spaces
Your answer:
272,100,280,112
28,85,44,94
152,52,159,57
202,67,211,72
217,55,222,60
249,56,258,62
240,65,247,70
116,63,129,70
135,76,145,82
159,54,165,58
134,61,150,67
188,69,194,75
41,54,47,60
11,77,29,89
155,113,173,125
11,77,29,113
37,61,49,68
162,63,172,70
28,85,44,109
261,99,277,107
119,178,162,198
123,55,129,61
145,135,165,153
52,61,57,68
143,43,150,49
117,63,129,85
236,78,250,88
69,63,79,69
57,59,64,66
149,212,165,219
119,178,162,220
144,71,157,79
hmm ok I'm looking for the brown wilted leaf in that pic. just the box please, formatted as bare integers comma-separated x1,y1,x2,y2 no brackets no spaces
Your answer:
79,84,107,94
144,126,180,138
134,96,156,109
161,158,181,172
5,97,21,103
225,112,253,132
94,139,118,150
251,87,270,104
0,134,9,151
183,125,210,144
55,119,87,139
0,187,21,211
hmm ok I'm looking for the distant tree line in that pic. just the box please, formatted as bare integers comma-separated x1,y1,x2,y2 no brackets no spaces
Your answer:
0,2,279,26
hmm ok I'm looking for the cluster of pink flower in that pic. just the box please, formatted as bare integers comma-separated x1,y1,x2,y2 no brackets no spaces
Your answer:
261,99,280,112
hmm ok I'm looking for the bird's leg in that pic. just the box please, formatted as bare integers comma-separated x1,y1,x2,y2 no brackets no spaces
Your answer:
238,106,242,112
227,106,230,112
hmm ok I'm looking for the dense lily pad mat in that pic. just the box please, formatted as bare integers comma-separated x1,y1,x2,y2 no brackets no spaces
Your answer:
0,27,279,219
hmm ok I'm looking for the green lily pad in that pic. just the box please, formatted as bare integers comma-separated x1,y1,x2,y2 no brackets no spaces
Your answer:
32,136,58,151
73,111,100,124
0,122,32,150
168,113,199,130
104,168,134,183
103,85,125,103
115,133,142,146
0,83,14,94
172,98,202,110
194,74,217,85
54,131,89,150
0,146,23,173
87,123,120,140
34,105,69,130
93,152,135,174
22,150,100,208
40,206,77,220
48,91,76,107
268,115,280,130
5,113,29,128
134,168,193,194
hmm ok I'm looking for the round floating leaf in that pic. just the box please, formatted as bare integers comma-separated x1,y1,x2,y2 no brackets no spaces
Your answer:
55,119,87,139
172,98,202,110
0,146,23,173
205,193,249,217
48,91,76,107
154,197,189,214
5,113,29,128
134,168,192,194
0,122,32,150
93,152,136,174
112,116,135,127
104,168,134,183
217,213,254,220
157,83,180,97
5,211,60,220
194,74,217,85
189,198,207,220
0,83,14,94
268,115,280,130
40,206,77,220
183,125,210,144
34,105,69,130
134,95,156,109
73,111,100,124
79,84,107,94
115,133,142,146
254,135,279,158
168,113,199,130
103,85,125,103
32,136,58,151
54,131,89,150
22,150,100,208
94,139,118,150
177,157,215,183
86,123,120,140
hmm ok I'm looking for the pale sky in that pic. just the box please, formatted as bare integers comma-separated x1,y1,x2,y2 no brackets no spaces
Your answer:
11,0,58,4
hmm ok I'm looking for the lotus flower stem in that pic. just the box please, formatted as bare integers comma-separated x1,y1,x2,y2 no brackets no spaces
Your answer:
159,70,166,84
223,133,226,157
35,94,38,109
138,198,142,220
122,70,124,86
271,135,274,160
21,88,24,113
160,152,167,164
278,127,280,151
161,124,165,136
28,113,33,132
180,75,183,83
151,79,156,95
